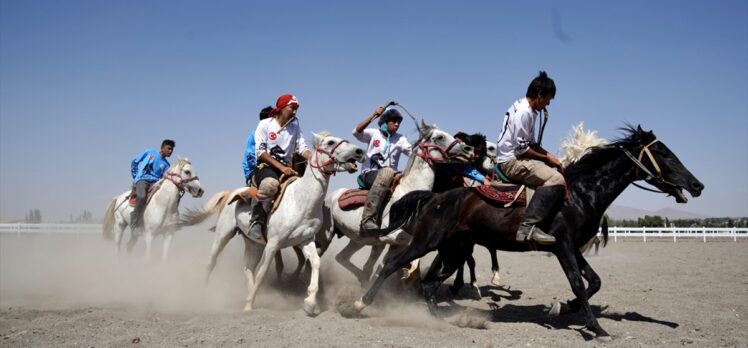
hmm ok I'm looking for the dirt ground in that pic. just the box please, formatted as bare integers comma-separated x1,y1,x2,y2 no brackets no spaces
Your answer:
1,227,747,348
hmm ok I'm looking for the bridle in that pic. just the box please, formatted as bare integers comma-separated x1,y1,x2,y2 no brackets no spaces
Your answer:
415,136,464,166
620,139,679,194
165,164,200,194
309,139,349,176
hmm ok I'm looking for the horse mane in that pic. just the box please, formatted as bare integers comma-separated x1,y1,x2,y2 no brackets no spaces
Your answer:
559,122,609,167
402,123,436,178
563,124,653,181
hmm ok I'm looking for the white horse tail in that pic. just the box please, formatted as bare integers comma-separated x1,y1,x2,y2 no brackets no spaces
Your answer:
180,190,230,228
102,197,117,240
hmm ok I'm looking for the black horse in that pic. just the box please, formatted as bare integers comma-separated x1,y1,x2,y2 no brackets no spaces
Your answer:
353,126,703,340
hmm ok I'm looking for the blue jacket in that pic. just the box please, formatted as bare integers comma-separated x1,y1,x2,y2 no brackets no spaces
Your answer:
131,149,170,183
242,130,257,181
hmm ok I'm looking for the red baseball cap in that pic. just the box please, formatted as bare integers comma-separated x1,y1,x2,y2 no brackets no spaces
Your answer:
270,94,299,115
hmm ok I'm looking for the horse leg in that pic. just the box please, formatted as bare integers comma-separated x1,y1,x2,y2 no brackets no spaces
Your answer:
274,250,284,281
161,231,173,262
244,241,278,312
355,242,431,313
422,242,474,314
144,229,154,262
300,240,321,316
334,240,369,286
554,248,610,340
126,229,139,254
466,251,482,299
113,221,127,260
292,246,306,279
448,260,466,296
362,244,385,281
490,248,501,285
206,226,237,283
554,250,603,315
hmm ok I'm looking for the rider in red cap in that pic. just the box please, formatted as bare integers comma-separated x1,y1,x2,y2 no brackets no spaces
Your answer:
247,94,311,242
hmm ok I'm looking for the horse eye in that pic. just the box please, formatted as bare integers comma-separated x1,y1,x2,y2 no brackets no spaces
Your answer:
327,140,336,146
184,170,191,176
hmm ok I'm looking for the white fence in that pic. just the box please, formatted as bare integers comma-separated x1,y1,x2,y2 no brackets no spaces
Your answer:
0,223,101,236
1,224,747,242
606,227,748,242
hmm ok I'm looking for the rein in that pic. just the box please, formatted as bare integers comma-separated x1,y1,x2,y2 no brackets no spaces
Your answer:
415,139,462,166
620,139,679,194
309,139,349,176
165,166,199,194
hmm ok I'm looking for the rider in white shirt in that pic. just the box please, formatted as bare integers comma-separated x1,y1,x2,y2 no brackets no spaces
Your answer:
496,71,565,245
248,94,311,242
353,104,412,236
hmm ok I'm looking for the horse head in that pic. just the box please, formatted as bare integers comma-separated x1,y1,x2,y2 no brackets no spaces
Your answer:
481,141,498,173
311,132,365,175
169,157,204,198
415,121,474,164
621,125,704,203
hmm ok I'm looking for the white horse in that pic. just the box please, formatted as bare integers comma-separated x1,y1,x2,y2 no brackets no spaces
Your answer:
182,132,364,315
326,122,474,285
102,158,204,262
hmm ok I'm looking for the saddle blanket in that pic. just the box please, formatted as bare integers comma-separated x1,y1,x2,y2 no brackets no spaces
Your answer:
338,189,368,210
475,184,526,206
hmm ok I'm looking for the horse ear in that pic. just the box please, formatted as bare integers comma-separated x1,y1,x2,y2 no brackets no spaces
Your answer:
636,125,644,135
312,132,323,146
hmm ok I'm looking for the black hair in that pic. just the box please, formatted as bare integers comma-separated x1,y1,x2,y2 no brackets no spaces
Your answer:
525,71,556,98
259,106,273,120
161,139,176,148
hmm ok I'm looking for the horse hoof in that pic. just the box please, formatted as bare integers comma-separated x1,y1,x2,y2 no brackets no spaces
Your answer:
243,304,253,313
471,284,482,300
548,302,561,317
596,335,612,342
354,299,367,312
491,273,501,286
303,300,317,317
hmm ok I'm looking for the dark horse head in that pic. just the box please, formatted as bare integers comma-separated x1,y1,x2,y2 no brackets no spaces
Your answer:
356,125,704,340
565,125,703,207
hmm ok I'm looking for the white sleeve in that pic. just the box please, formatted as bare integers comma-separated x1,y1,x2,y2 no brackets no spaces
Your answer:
296,129,309,155
353,128,374,143
399,136,413,156
512,110,535,156
254,121,269,158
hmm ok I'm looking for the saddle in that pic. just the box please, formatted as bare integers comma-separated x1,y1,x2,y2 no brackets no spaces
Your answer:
474,184,527,207
127,182,163,206
230,175,299,212
338,173,403,210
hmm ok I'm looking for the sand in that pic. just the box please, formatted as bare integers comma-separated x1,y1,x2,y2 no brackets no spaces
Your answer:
1,228,747,347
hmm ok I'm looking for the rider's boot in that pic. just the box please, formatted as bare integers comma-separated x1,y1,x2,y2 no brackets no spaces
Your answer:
248,199,267,243
360,186,391,237
516,185,565,245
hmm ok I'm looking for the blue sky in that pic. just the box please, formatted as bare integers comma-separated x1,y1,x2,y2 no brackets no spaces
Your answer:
1,0,746,221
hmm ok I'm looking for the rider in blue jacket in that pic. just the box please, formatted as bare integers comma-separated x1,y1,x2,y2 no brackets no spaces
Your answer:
130,139,175,230
242,106,274,185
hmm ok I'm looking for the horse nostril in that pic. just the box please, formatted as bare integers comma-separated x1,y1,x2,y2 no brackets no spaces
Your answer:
356,149,364,155
691,181,704,192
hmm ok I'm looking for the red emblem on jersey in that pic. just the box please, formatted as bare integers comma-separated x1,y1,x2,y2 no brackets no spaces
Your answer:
373,139,380,147
269,132,277,140
149,154,154,160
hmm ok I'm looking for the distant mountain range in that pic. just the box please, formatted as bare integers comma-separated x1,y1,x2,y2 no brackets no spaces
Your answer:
605,205,708,220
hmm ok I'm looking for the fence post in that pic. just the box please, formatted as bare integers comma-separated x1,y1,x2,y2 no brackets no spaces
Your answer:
703,227,706,242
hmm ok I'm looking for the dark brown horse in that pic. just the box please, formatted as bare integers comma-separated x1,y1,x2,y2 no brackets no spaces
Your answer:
353,126,703,340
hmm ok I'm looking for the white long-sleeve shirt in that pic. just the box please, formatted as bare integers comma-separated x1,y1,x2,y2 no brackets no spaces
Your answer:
255,117,309,166
353,128,412,174
496,98,544,163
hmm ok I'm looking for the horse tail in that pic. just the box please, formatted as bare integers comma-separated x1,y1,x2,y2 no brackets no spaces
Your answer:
600,216,609,247
379,190,435,235
180,190,230,228
102,197,117,240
